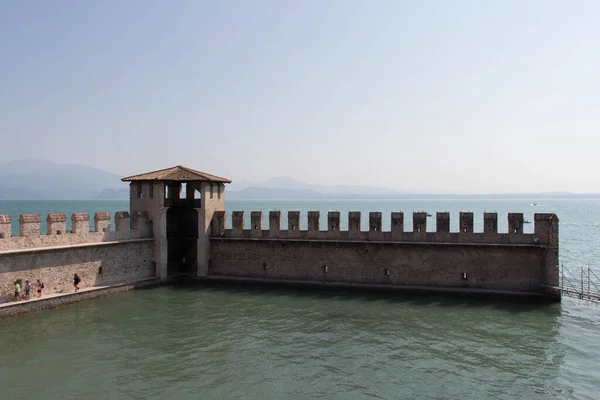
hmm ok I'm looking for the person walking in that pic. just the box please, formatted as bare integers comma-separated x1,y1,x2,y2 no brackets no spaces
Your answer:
14,281,21,301
36,279,44,297
73,274,81,292
24,280,32,300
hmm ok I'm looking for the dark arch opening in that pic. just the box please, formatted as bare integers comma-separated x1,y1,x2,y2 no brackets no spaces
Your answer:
167,206,198,276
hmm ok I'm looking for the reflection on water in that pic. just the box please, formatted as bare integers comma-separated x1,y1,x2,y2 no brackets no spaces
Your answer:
2,282,595,400
1,198,600,399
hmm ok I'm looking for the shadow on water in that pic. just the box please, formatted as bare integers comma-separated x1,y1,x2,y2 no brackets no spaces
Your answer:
1,275,579,399
156,276,563,316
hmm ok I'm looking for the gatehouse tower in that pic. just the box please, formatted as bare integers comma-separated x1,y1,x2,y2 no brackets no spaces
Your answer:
0,163,563,308
122,166,230,278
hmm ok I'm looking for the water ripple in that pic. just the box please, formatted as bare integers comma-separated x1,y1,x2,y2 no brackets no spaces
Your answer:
3,198,600,398
7,284,596,399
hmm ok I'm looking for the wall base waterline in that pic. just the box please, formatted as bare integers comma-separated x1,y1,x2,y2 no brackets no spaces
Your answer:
200,275,561,302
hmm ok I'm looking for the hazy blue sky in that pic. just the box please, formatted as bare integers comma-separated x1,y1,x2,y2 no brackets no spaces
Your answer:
1,0,598,193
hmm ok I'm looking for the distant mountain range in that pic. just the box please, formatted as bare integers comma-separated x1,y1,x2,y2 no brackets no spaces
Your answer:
95,187,130,199
0,159,599,200
228,176,407,195
0,159,127,200
226,187,600,200
224,176,599,200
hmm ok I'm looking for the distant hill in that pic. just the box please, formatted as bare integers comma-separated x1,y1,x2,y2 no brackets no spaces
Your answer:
226,188,600,200
227,187,324,200
227,176,405,195
0,159,126,200
225,176,600,200
1,160,598,201
95,188,129,200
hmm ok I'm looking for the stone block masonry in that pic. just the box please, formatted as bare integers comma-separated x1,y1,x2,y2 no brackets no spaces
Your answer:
0,240,153,301
0,211,154,302
8,166,564,313
47,213,67,235
209,211,560,299
0,207,561,303
209,239,545,292
0,188,561,306
211,211,558,246
0,212,152,252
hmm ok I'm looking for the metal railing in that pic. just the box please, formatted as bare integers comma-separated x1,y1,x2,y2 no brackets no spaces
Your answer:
558,264,600,301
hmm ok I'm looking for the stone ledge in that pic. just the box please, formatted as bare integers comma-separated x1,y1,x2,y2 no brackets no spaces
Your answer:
0,277,161,319
0,238,154,256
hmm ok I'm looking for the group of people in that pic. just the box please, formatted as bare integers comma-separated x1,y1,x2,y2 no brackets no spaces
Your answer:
13,279,44,301
13,274,82,301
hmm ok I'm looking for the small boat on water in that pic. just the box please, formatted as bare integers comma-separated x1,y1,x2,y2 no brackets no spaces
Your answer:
524,220,531,224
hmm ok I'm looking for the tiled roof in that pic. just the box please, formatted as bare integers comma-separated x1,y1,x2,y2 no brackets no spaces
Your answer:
122,165,231,183
72,213,89,221
47,213,66,222
20,214,40,223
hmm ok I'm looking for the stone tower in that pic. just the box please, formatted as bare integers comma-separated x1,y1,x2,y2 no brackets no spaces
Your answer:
122,166,230,278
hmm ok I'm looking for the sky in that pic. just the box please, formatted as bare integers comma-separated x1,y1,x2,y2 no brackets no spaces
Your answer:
0,0,599,194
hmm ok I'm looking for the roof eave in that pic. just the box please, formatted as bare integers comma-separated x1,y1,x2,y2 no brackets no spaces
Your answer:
121,177,232,183
121,165,231,183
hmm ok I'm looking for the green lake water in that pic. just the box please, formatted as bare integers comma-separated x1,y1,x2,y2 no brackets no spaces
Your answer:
0,199,599,399
0,283,590,399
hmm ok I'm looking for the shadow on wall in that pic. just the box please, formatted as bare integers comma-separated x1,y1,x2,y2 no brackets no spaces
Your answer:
0,210,155,303
0,241,154,303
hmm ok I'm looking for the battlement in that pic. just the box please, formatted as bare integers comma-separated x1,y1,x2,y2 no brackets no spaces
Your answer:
0,162,563,302
211,211,559,246
0,211,153,251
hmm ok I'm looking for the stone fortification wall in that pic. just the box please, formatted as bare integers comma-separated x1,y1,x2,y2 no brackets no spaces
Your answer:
209,211,559,297
0,211,151,251
0,211,154,302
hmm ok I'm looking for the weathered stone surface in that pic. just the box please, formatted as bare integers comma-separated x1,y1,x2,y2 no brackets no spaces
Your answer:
20,214,41,237
0,241,153,302
209,239,547,292
0,215,10,239
47,213,67,235
0,211,153,244
0,179,562,308
94,212,111,233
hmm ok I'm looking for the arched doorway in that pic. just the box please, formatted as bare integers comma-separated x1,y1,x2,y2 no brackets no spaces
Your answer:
166,206,198,276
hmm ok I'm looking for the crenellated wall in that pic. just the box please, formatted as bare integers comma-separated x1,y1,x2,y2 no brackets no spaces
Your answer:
0,211,154,302
0,205,561,302
0,212,152,251
208,211,559,299
210,211,556,246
